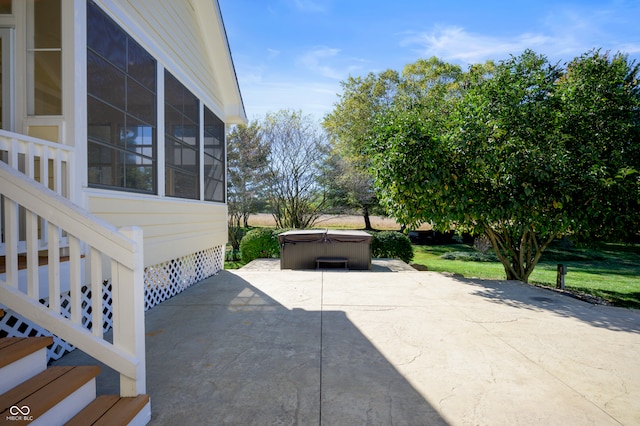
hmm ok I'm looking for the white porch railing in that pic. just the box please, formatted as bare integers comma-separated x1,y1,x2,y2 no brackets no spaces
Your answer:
0,161,146,396
0,130,74,256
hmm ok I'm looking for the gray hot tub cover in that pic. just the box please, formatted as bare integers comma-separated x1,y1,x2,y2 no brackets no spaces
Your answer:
278,229,372,245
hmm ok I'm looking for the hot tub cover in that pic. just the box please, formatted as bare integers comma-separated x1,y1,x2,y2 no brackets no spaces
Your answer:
278,229,372,245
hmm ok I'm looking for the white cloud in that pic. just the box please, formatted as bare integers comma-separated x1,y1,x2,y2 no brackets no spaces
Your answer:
618,43,640,55
267,48,281,59
233,47,349,119
298,47,366,80
402,3,640,66
401,25,562,64
239,79,340,120
237,67,265,86
298,47,343,79
293,0,326,13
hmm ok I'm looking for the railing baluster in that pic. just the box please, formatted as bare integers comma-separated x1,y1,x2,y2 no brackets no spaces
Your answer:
51,148,64,244
48,221,61,313
26,209,39,299
8,137,18,168
90,246,104,338
52,147,62,196
39,149,50,250
3,197,19,288
65,155,74,203
69,235,82,325
25,143,35,180
113,227,146,396
40,146,49,189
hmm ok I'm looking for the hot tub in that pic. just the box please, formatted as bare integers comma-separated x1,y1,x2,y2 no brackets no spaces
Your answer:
278,229,372,270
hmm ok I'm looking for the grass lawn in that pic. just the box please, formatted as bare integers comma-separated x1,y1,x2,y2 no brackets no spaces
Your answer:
411,243,640,309
224,259,245,269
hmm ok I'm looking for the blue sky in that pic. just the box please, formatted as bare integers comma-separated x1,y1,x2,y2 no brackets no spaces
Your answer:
218,0,640,121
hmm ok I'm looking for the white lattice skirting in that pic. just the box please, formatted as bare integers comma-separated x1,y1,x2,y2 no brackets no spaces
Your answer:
0,245,224,361
144,246,224,310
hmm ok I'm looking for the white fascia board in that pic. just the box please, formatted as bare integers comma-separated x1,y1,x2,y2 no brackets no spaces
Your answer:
193,0,247,124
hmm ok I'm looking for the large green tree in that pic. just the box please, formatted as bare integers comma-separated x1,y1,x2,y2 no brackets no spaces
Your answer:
319,152,379,229
367,50,640,282
555,50,640,241
323,58,466,228
323,69,400,159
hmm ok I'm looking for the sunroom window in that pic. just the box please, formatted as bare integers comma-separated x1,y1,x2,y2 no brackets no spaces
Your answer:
165,70,199,200
27,0,62,115
204,106,225,202
86,1,157,193
0,0,11,14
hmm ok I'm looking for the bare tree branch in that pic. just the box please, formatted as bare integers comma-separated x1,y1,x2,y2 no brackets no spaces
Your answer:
262,110,329,229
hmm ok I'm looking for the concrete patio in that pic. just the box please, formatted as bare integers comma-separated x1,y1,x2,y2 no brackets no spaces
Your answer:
55,260,640,425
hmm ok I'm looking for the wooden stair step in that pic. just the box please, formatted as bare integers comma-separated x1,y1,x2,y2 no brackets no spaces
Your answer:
0,365,100,422
65,394,150,426
0,336,53,368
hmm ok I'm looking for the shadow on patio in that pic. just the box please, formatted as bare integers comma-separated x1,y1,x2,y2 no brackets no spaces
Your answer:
457,276,640,334
55,270,446,425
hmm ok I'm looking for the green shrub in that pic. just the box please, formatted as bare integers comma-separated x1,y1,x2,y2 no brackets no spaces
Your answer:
440,251,497,262
371,231,414,263
228,225,249,251
225,247,241,262
240,228,281,262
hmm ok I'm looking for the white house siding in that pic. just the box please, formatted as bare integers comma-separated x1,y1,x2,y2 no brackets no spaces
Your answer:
87,192,227,267
82,0,244,269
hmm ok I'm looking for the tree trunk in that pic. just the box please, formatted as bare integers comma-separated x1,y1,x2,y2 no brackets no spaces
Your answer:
502,261,523,281
362,206,373,230
484,226,556,283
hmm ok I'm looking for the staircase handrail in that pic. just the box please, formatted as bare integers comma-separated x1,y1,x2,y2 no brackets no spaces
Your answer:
0,161,146,396
0,129,75,153
0,130,76,257
0,130,75,198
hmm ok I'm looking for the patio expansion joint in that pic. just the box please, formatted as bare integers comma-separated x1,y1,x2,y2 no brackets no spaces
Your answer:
319,270,325,425
463,318,520,324
321,303,405,310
